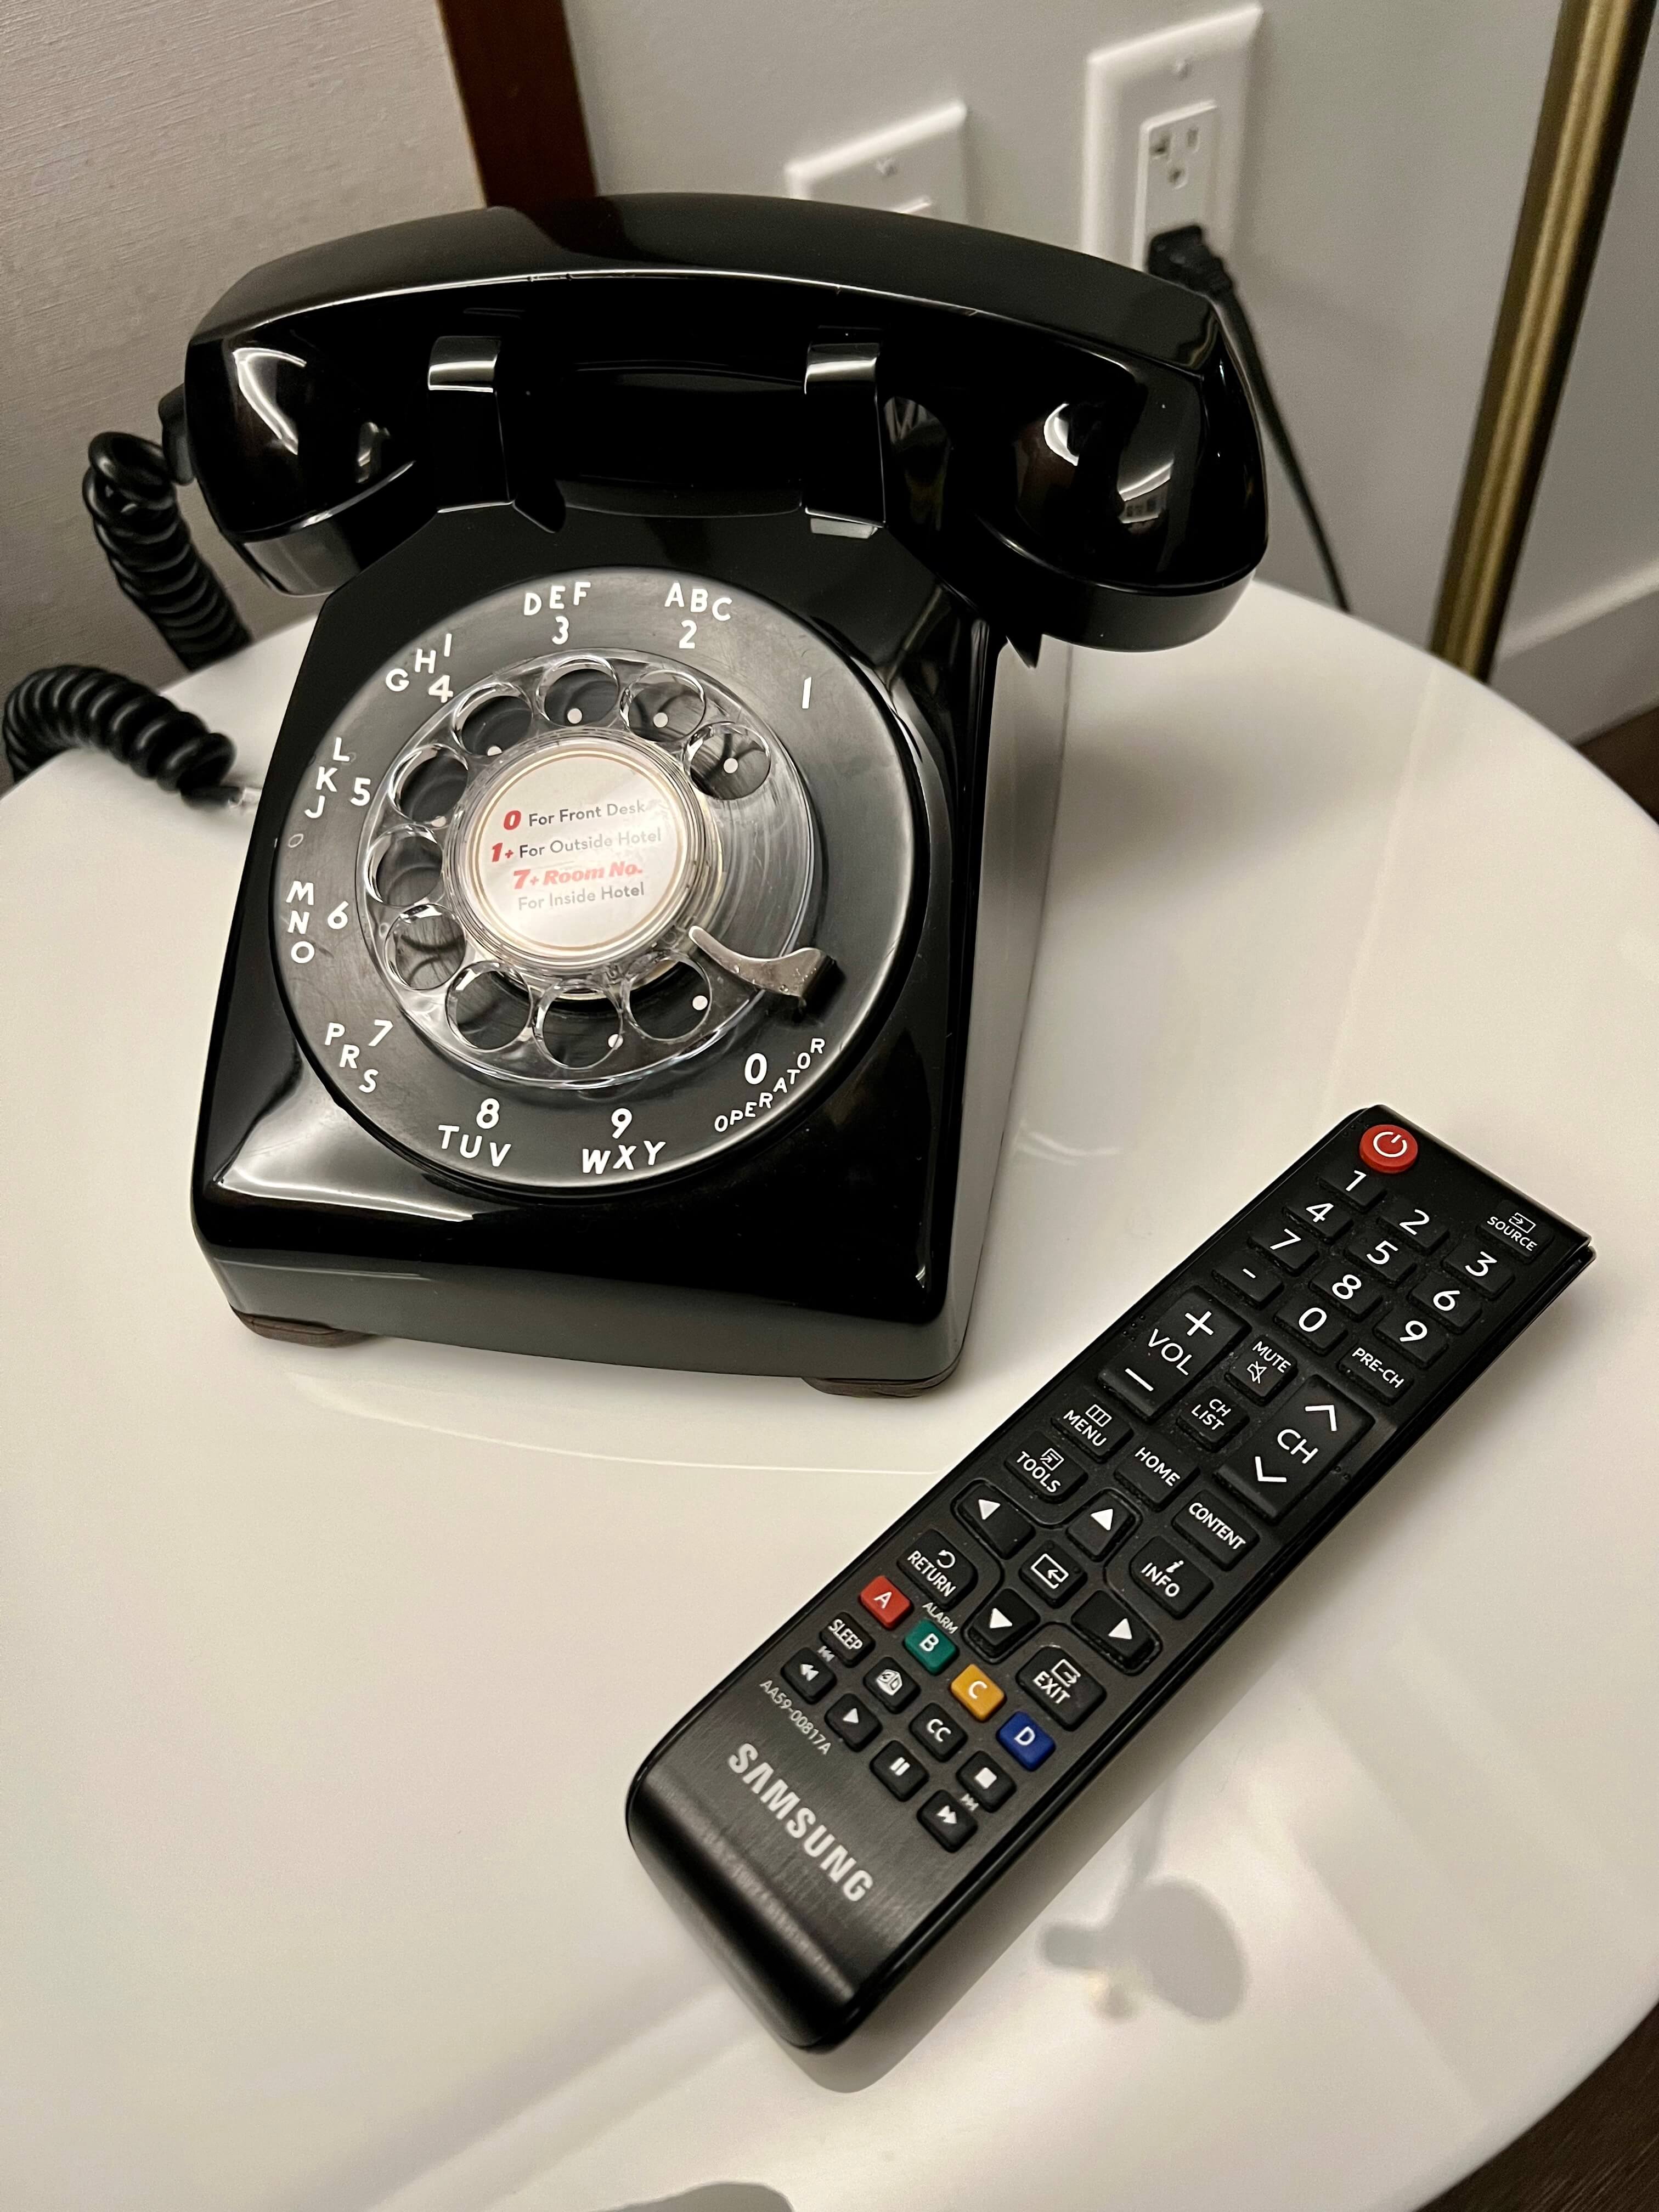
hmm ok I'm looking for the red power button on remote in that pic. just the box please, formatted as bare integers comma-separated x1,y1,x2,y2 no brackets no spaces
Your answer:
1358,1122,1418,1173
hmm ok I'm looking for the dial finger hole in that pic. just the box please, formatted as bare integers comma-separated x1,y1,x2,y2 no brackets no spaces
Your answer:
686,721,771,798
455,688,533,759
396,747,467,825
539,658,621,728
537,996,624,1070
371,830,442,909
628,960,713,1043
625,667,706,741
448,966,532,1049
387,910,465,992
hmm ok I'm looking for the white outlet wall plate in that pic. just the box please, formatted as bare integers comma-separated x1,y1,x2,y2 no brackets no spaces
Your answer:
1082,5,1261,267
784,99,969,222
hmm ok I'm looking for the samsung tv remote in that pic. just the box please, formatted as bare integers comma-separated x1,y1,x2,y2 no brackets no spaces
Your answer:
627,1109,1592,2047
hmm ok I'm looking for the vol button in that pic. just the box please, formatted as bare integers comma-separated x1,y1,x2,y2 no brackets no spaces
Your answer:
1358,1123,1418,1174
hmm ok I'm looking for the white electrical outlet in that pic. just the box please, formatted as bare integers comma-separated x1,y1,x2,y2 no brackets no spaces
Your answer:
785,100,969,222
1082,5,1261,268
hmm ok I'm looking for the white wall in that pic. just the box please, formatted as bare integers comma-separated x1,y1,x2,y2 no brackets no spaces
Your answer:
1492,39,1659,738
0,0,481,699
566,0,1563,663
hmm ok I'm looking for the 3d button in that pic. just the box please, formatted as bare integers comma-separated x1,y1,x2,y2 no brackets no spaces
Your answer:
966,1589,1040,1660
1065,1491,1139,1561
871,1740,927,1800
1358,1122,1418,1174
819,1613,874,1664
952,1482,1034,1559
826,1694,881,1750
910,1702,967,1759
1015,1645,1105,1729
903,1620,957,1673
996,1711,1057,1769
949,1663,1006,1721
957,1752,1015,1810
1004,1432,1088,1503
1049,1393,1134,1461
1176,1491,1259,1569
1071,1591,1160,1670
781,1650,834,1703
858,1574,912,1628
864,1658,919,1712
918,1791,977,1850
1129,1537,1213,1617
1226,1334,1297,1403
1116,1432,1199,1508
1018,1542,1087,1607
898,1527,977,1605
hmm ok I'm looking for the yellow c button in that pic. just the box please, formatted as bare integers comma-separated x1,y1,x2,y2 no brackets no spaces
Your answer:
950,1663,1006,1720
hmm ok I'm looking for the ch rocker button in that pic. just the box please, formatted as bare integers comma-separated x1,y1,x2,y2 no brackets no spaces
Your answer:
1219,1381,1371,1520
898,1527,977,1605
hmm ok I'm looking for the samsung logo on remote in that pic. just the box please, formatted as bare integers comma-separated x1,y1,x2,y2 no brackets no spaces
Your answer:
729,1743,874,1902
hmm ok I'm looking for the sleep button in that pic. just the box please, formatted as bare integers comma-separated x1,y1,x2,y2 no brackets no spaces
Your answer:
1176,1492,1259,1570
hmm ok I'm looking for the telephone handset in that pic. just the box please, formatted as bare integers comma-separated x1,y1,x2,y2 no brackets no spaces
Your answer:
190,195,1265,1389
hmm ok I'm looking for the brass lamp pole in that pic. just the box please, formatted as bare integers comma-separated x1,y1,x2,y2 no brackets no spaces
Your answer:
1431,0,1655,679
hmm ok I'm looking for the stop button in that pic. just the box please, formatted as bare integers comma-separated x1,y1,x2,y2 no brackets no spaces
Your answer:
1359,1122,1418,1174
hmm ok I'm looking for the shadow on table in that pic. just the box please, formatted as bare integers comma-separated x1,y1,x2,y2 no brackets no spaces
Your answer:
599,2190,794,2212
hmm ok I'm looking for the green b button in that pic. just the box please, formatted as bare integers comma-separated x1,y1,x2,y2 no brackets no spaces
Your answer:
904,1621,957,1674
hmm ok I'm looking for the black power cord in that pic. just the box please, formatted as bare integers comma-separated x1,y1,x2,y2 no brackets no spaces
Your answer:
3,426,246,804
1148,223,1349,614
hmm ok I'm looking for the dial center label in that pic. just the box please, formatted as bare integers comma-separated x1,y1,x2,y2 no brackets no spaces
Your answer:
456,737,698,966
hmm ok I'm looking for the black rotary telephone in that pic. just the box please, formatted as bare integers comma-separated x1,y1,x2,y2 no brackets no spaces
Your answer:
182,195,1265,1390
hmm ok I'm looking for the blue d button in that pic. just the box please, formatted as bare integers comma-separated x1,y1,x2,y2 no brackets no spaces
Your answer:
996,1711,1055,1770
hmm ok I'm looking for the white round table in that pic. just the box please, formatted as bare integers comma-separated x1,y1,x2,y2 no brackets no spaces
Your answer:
3,583,1657,2212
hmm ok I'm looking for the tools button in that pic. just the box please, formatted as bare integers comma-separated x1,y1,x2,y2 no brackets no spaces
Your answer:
826,1694,881,1750
918,1791,977,1851
897,1527,977,1605
1129,1537,1214,1617
1003,1432,1088,1503
1015,1645,1105,1729
857,1574,912,1629
781,1650,834,1703
949,1663,1006,1721
952,1482,1034,1559
1358,1122,1419,1174
996,1711,1057,1769
871,1740,927,1800
966,1589,1040,1660
1071,1590,1160,1670
910,1703,967,1760
903,1620,957,1674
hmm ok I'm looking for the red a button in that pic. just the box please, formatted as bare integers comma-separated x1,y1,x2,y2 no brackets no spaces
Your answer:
1359,1122,1419,1174
859,1574,913,1628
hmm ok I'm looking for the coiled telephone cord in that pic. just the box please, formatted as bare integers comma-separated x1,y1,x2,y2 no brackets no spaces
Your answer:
3,432,245,803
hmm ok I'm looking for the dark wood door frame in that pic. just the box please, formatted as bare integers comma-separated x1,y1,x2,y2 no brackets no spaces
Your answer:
435,0,597,212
